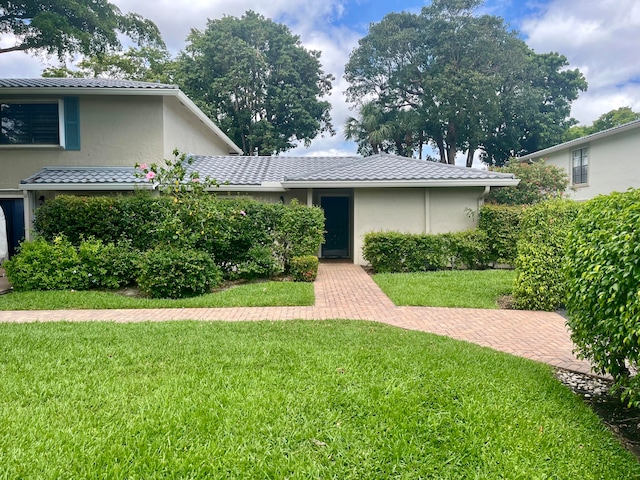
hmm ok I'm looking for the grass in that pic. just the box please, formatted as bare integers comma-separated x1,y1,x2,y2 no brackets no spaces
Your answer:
0,281,314,310
373,269,516,308
0,320,637,478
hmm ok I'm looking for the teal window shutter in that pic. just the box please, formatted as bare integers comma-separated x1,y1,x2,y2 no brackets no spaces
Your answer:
64,97,80,150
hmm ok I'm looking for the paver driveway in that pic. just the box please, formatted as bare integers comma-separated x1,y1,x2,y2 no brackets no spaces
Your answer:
0,261,596,375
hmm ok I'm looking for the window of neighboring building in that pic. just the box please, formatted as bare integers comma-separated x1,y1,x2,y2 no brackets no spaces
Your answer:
572,147,588,185
0,102,60,145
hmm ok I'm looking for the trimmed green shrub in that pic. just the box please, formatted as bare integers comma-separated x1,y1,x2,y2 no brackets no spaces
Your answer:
34,193,173,249
565,188,640,407
4,236,88,291
276,199,325,269
78,238,138,289
512,199,580,311
290,256,319,282
236,245,283,280
478,204,524,265
136,247,223,299
34,194,325,280
362,231,448,273
445,229,490,270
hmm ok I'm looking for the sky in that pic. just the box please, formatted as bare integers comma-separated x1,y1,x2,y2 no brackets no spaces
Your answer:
1,0,639,162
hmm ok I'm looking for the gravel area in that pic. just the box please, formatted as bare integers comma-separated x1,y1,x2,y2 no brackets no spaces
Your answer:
556,368,640,459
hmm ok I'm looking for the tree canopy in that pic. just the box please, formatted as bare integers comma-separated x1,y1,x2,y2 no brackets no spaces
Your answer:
42,46,175,83
175,11,334,156
344,0,587,166
564,106,640,141
0,0,164,58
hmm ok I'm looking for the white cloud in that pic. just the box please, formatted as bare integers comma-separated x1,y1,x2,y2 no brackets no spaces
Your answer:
521,0,640,124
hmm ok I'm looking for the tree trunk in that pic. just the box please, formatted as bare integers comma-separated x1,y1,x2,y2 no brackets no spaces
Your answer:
446,121,456,165
466,147,475,168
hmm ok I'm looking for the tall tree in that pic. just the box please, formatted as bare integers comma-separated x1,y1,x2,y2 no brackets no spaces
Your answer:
344,0,586,167
42,46,176,83
564,106,640,140
175,11,334,156
0,0,164,58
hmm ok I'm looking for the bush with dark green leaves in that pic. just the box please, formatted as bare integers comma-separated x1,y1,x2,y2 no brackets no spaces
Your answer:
136,247,223,299
512,199,580,311
445,229,490,270
478,204,524,265
33,194,325,279
77,238,138,289
362,232,449,273
236,245,283,280
290,255,319,282
565,189,640,407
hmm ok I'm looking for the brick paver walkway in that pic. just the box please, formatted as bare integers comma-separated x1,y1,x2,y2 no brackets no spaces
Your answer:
0,262,596,375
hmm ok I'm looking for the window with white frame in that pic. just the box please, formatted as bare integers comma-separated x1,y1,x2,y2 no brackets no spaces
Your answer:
572,147,588,185
0,102,60,145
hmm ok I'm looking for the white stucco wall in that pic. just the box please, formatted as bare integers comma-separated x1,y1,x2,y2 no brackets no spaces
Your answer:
0,95,164,191
162,97,235,158
543,127,640,201
352,187,483,265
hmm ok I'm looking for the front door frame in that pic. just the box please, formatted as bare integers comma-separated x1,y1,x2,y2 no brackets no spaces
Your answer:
317,190,353,260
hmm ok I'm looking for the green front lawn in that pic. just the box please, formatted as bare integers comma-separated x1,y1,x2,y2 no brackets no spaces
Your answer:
374,269,516,308
0,320,637,478
0,281,314,310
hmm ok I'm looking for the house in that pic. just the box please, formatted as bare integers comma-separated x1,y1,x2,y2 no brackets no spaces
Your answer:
0,78,242,256
516,119,640,201
20,154,519,265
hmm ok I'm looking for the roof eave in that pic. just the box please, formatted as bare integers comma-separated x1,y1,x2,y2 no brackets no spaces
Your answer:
21,183,152,191
282,179,520,188
517,119,640,162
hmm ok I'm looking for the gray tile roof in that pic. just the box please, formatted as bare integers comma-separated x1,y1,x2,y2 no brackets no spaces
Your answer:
190,153,515,184
0,78,178,89
20,154,516,188
21,167,146,185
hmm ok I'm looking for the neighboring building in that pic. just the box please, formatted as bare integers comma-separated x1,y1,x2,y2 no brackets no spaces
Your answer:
0,78,242,256
517,119,640,201
21,154,518,265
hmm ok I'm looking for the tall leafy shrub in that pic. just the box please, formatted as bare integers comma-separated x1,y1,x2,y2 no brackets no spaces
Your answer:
478,204,524,265
512,199,580,311
486,161,569,205
565,189,640,406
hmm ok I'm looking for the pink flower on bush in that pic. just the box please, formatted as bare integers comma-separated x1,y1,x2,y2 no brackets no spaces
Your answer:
240,210,246,216
193,178,200,183
139,163,148,170
146,171,156,180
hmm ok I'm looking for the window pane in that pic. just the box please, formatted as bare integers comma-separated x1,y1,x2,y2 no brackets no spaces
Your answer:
1,103,59,145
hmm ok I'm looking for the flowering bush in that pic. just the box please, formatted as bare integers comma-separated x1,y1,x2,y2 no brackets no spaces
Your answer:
135,149,218,196
487,160,569,206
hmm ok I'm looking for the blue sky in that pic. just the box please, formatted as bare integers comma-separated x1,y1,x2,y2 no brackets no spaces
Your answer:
1,0,638,161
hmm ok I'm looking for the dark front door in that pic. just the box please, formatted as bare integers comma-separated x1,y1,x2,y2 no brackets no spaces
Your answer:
321,196,349,258
0,198,24,258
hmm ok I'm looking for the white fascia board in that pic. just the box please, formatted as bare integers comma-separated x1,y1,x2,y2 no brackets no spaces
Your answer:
282,179,520,189
20,183,153,191
211,183,286,193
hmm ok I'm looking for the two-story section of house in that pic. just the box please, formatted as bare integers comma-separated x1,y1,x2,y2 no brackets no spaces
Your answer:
0,78,242,257
516,119,640,201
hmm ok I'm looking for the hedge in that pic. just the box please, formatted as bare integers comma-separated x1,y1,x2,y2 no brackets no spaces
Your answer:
511,199,580,311
565,188,640,407
362,230,490,273
478,204,524,265
33,194,324,278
